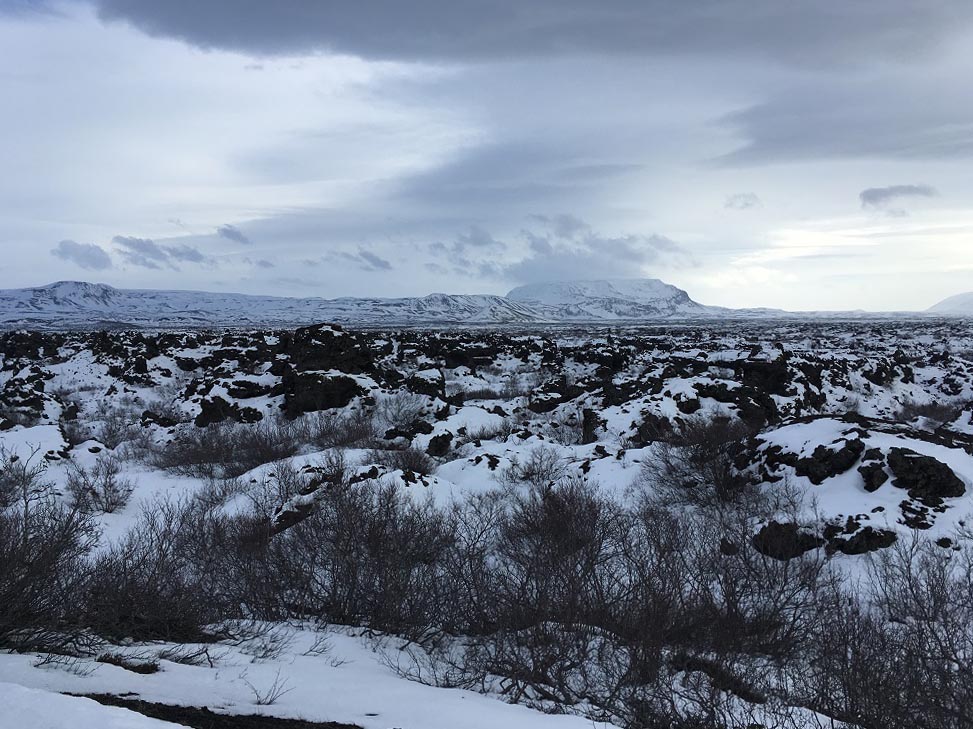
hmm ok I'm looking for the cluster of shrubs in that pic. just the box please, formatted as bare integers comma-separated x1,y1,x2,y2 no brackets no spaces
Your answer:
0,414,970,728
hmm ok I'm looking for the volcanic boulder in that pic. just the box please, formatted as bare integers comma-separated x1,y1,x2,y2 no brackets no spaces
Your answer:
887,447,965,500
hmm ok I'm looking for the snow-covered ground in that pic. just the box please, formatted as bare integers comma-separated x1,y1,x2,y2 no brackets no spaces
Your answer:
1,321,972,727
0,628,615,729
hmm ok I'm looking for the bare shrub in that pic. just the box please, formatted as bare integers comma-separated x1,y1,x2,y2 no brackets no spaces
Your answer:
142,417,303,479
0,446,54,509
83,499,232,642
637,414,754,504
66,455,134,513
497,445,566,488
462,386,504,401
268,481,455,635
242,668,293,705
93,399,143,449
305,409,377,448
895,398,965,425
368,446,435,476
376,391,427,431
0,498,97,653
861,537,973,728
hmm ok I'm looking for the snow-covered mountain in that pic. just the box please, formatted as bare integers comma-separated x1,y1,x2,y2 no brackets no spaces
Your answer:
0,281,544,329
506,278,717,319
928,291,973,315
0,279,926,329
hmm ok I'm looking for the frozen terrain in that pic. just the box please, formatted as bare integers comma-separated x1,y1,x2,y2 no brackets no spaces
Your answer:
0,320,970,727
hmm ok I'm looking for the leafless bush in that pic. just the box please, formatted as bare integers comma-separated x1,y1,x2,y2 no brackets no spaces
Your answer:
92,399,143,449
242,668,293,705
461,420,518,445
462,386,504,400
0,497,98,654
497,445,566,488
368,446,436,475
858,537,972,728
637,414,754,505
895,398,965,425
0,446,54,509
267,481,455,635
304,408,377,448
66,455,134,513
83,499,234,641
376,391,427,431
141,417,303,479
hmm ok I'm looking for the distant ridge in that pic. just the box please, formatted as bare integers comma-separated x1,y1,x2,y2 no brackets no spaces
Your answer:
0,279,932,329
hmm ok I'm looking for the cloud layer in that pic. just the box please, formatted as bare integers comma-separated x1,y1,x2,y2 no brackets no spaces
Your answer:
92,1,973,66
51,240,112,271
4,1,973,311
860,184,938,209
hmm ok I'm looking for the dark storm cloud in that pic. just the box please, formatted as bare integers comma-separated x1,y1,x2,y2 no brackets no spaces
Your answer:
216,224,251,245
51,240,113,270
113,235,170,269
725,193,761,210
357,249,392,271
717,81,973,165
860,184,938,209
164,243,209,263
504,228,689,284
454,225,505,250
325,249,393,273
427,225,507,273
112,235,212,269
92,1,972,67
434,217,693,285
397,141,641,218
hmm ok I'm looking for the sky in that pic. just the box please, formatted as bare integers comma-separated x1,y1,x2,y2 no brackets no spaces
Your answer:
3,1,973,310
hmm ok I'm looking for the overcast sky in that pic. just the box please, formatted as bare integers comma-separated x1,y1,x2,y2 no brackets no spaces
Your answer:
4,1,973,310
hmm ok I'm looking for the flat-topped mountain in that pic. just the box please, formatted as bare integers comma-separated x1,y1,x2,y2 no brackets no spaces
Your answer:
507,278,715,319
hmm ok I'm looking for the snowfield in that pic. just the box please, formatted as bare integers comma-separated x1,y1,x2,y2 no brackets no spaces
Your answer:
0,629,616,729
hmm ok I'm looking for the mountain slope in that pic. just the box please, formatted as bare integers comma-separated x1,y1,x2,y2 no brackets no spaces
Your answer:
0,281,548,328
929,291,973,315
507,278,716,319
